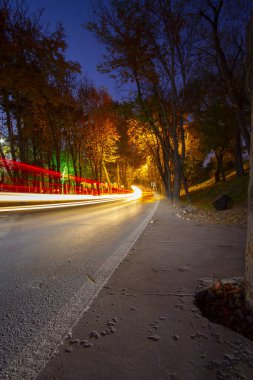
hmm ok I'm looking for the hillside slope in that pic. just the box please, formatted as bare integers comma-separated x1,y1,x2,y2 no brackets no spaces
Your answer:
179,172,248,227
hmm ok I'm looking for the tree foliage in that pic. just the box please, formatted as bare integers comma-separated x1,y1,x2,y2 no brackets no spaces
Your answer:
87,0,251,200
0,1,126,188
0,0,252,197
83,87,120,181
87,0,198,202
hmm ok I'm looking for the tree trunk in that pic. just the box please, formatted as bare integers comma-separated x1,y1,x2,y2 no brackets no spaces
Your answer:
173,151,181,205
162,148,173,201
103,162,111,192
215,151,225,181
78,149,82,178
234,106,250,153
245,12,253,309
180,165,191,203
235,127,245,177
245,93,253,309
0,145,14,182
16,111,25,163
214,168,220,183
134,70,174,200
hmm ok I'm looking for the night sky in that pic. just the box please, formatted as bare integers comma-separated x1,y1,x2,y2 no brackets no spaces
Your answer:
28,0,123,100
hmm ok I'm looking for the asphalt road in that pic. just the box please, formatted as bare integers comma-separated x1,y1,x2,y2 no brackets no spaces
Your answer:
0,197,159,380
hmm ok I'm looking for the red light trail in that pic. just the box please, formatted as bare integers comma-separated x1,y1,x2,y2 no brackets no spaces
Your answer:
0,158,130,196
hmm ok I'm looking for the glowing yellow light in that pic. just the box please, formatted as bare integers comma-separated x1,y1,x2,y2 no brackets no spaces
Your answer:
130,185,142,199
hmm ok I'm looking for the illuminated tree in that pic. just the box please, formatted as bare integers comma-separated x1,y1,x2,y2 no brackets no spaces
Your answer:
0,0,81,185
112,102,143,189
83,88,119,182
183,124,206,186
87,0,195,203
128,117,167,193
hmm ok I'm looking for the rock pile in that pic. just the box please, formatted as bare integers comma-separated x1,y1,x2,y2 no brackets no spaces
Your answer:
196,280,253,342
177,205,247,227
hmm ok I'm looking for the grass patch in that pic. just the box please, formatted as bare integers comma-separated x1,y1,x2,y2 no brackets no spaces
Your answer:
182,172,249,210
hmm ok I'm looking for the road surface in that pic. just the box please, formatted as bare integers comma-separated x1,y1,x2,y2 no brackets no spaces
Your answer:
0,197,159,379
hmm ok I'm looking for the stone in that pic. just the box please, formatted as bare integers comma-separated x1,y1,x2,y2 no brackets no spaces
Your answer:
234,309,245,321
206,290,216,301
191,332,208,340
148,335,160,341
246,315,253,324
80,339,88,344
89,331,100,339
83,343,93,348
106,326,116,334
177,266,191,272
69,339,79,345
213,194,233,211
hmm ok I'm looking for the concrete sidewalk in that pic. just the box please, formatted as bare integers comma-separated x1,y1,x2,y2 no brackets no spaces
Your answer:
37,199,253,380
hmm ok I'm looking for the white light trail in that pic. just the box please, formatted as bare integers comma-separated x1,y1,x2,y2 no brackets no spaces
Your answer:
0,186,143,212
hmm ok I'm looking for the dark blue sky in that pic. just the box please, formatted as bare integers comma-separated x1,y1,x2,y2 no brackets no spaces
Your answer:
28,0,125,100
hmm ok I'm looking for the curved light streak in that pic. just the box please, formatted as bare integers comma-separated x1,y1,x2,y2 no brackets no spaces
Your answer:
0,186,143,212
130,185,143,199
